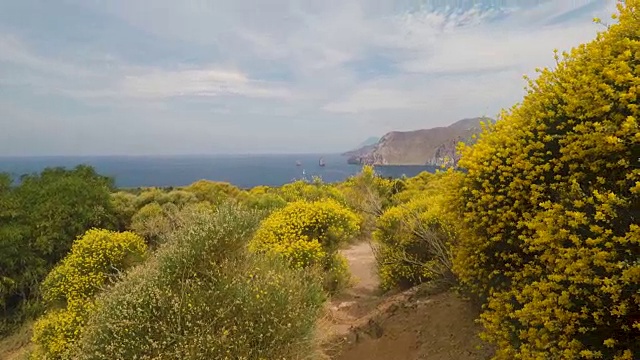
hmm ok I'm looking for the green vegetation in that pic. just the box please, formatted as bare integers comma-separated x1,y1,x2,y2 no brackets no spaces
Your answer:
31,229,147,359
249,199,360,293
1,173,366,358
73,205,325,360
0,166,117,335
339,165,401,239
373,170,463,290
1,3,638,359
454,3,640,358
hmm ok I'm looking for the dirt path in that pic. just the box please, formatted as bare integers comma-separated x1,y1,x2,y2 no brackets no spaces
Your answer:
326,241,381,337
325,240,494,360
339,240,380,298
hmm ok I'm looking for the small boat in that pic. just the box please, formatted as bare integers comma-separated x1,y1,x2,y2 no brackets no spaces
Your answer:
319,157,326,167
296,161,302,166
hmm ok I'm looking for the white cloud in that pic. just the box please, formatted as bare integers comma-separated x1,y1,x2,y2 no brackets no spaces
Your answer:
119,67,293,99
0,34,96,78
0,0,621,154
318,0,616,120
323,87,425,113
0,36,293,101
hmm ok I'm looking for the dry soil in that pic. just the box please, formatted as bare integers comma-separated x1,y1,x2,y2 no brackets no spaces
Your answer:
324,241,494,360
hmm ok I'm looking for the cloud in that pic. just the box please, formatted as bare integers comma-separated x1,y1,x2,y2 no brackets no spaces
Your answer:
0,0,620,155
323,88,417,113
320,0,617,120
89,67,293,100
0,35,293,102
0,34,96,78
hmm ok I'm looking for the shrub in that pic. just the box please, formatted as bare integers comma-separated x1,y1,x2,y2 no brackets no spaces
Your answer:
129,202,185,246
243,186,288,211
110,191,137,230
72,204,326,360
339,165,400,239
31,229,147,359
277,178,346,204
182,180,246,206
249,199,360,293
374,171,462,290
1,166,117,336
455,3,640,358
130,188,167,208
130,188,197,208
390,171,434,205
128,190,218,246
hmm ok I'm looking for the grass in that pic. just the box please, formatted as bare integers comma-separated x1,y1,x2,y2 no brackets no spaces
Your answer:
0,321,33,360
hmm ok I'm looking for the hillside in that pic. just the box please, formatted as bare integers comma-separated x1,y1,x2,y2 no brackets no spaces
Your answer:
343,117,488,166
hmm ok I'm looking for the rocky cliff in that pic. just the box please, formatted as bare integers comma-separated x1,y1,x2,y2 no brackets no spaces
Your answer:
343,117,488,166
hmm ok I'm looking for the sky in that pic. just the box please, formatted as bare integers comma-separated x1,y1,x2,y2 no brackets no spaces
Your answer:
0,0,618,156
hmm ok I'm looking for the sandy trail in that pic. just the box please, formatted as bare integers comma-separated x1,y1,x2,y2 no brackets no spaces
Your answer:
325,240,493,360
326,241,381,336
340,241,380,298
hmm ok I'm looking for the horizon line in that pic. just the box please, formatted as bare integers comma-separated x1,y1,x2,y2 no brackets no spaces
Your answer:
0,152,349,158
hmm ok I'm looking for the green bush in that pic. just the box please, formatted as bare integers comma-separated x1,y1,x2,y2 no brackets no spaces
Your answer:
243,186,288,211
72,204,326,360
454,3,640,358
182,180,246,206
0,166,117,335
339,165,400,240
110,191,137,230
249,199,360,293
276,178,346,204
390,171,434,205
374,171,462,290
129,202,185,246
31,229,147,359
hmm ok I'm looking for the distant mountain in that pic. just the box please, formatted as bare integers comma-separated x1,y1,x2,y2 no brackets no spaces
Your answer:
357,137,380,148
342,117,490,166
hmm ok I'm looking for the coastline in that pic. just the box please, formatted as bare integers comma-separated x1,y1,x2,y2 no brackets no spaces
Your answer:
0,154,439,189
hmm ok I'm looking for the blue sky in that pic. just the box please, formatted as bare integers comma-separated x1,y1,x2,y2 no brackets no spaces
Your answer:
0,0,617,155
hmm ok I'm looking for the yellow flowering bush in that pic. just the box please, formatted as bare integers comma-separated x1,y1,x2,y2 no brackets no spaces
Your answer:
276,178,346,204
72,204,326,360
112,188,201,231
455,2,640,358
374,170,462,290
249,199,360,292
182,179,247,206
31,229,147,359
391,171,434,205
339,165,401,239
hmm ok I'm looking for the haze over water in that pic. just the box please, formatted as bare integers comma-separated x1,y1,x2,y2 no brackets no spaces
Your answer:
0,154,437,188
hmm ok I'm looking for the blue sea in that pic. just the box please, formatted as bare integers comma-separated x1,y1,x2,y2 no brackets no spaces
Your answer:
0,154,438,189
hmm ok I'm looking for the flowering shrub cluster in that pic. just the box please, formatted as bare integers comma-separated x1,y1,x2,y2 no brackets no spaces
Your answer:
249,199,360,292
374,171,462,290
128,202,213,246
182,180,247,206
72,204,326,360
0,166,117,335
242,185,288,211
454,2,640,358
339,165,401,239
390,171,434,204
31,229,147,359
276,178,347,204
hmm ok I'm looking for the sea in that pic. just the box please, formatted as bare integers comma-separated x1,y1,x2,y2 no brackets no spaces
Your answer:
0,154,438,189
